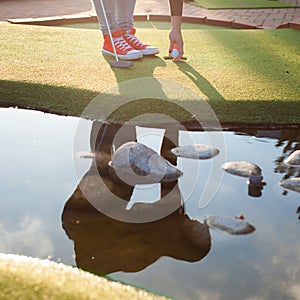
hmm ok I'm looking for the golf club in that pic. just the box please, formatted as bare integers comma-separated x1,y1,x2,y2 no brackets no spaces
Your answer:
98,0,133,68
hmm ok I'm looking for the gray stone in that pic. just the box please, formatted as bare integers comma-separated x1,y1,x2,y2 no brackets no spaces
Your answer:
222,161,262,177
171,144,219,159
110,142,183,184
204,215,256,235
284,150,300,167
280,177,300,193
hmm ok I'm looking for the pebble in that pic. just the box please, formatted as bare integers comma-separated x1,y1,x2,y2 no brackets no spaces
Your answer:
204,215,256,235
171,144,219,159
222,161,262,177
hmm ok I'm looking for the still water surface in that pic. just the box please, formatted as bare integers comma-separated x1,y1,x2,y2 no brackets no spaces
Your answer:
0,107,299,300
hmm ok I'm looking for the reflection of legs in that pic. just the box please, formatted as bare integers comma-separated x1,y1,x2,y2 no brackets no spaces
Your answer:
161,129,178,166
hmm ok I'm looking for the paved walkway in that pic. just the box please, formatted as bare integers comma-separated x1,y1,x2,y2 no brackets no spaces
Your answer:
0,0,299,29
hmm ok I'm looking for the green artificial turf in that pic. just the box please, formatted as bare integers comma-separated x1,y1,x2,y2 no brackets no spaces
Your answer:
0,253,170,300
0,23,299,124
189,0,296,9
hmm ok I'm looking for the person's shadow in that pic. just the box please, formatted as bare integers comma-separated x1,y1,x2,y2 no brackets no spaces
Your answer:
104,54,224,101
176,61,225,101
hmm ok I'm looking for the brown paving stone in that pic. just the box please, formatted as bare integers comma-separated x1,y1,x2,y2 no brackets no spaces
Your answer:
254,18,269,25
0,0,299,29
262,19,283,27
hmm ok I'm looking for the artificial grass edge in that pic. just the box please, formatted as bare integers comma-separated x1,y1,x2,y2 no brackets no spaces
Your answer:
1,79,300,125
1,97,300,126
0,253,171,300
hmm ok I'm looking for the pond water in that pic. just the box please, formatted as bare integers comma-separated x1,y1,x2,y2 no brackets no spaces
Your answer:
0,107,299,300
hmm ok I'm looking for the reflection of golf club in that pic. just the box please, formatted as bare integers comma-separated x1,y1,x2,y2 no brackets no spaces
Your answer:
97,0,133,68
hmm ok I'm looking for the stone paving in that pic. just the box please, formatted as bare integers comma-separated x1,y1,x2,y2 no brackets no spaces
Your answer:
0,0,299,29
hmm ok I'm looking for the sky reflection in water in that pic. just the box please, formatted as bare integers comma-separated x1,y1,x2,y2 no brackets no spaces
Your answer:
0,108,299,300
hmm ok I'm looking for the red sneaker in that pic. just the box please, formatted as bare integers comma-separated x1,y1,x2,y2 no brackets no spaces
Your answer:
102,29,142,60
122,28,159,56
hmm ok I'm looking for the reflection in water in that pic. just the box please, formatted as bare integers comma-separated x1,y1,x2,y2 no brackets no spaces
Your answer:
62,189,211,275
0,215,54,258
247,174,266,198
252,129,300,180
63,120,300,278
62,120,211,275
235,128,300,193
1,107,300,299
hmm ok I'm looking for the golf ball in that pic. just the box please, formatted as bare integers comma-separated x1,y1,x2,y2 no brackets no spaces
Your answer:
171,49,180,58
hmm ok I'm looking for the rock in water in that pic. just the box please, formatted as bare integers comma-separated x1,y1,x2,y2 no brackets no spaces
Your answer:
284,150,300,167
280,177,300,193
204,215,256,235
171,144,219,159
110,142,183,184
222,161,262,177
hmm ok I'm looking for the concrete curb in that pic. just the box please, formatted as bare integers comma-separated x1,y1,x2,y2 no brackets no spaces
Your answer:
7,13,299,30
8,14,148,26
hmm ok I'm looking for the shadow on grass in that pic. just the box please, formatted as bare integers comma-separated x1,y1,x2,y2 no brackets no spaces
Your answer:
208,100,300,124
104,55,300,124
0,79,98,117
1,78,300,124
176,61,225,101
105,55,225,100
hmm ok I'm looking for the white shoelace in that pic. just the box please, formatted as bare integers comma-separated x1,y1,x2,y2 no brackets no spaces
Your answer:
113,37,132,51
124,34,144,48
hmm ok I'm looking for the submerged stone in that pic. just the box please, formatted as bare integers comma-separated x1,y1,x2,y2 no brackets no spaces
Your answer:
110,142,183,184
284,150,300,167
171,144,219,159
204,215,256,235
280,177,300,193
222,161,262,177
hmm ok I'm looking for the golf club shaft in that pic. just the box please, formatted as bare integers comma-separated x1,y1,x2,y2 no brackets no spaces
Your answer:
98,0,119,62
